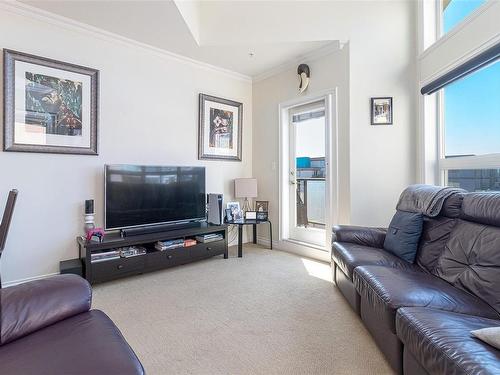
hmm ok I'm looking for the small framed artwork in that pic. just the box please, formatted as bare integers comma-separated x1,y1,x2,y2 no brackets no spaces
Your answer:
245,211,257,220
255,200,269,213
225,208,233,223
256,211,268,221
3,49,99,155
370,97,393,125
227,201,242,220
198,93,243,161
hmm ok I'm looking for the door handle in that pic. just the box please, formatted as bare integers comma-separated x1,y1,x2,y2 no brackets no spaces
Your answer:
290,180,296,185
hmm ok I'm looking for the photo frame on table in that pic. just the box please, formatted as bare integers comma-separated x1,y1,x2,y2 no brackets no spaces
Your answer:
255,201,269,213
227,201,242,220
370,97,393,125
256,211,268,221
198,93,242,161
3,49,99,155
245,211,257,220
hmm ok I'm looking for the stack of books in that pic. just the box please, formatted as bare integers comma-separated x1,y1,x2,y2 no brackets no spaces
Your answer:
155,239,184,251
91,250,120,263
184,238,197,247
195,233,223,243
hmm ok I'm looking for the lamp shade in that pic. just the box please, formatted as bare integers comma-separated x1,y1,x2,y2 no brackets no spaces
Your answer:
234,178,258,198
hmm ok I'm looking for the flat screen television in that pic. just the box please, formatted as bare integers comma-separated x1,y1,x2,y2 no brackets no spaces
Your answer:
105,165,206,230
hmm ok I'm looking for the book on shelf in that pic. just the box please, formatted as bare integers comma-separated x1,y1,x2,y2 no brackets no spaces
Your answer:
184,239,197,247
155,238,185,251
195,234,223,243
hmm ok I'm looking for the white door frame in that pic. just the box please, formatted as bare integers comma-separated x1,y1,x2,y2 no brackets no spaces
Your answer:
278,88,339,258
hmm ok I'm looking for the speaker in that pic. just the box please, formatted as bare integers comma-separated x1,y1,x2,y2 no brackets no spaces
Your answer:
207,193,223,225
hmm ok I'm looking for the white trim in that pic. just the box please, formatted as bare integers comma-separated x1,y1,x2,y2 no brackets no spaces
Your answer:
2,272,59,288
253,41,342,83
257,236,330,263
0,1,252,83
418,0,496,60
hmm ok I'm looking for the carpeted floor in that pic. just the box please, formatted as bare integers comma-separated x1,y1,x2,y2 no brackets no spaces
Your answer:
93,245,393,375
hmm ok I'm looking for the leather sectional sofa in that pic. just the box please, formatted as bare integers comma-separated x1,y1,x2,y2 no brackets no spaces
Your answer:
0,274,144,374
332,189,500,374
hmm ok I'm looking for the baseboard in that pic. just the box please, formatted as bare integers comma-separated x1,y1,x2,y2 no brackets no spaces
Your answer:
2,272,59,288
256,236,330,263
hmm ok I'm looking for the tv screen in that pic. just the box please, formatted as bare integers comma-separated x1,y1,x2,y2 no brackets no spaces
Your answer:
105,165,206,230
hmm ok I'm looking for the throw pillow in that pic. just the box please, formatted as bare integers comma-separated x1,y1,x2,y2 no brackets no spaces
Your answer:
471,327,500,350
383,210,423,263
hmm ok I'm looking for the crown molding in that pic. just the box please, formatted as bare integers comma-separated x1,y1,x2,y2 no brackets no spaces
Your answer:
0,1,252,83
252,41,342,83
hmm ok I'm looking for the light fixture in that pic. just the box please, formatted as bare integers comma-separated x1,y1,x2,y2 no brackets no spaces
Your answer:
234,178,258,212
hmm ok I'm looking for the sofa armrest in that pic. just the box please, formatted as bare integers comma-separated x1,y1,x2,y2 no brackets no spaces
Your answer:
1,274,91,345
332,225,387,248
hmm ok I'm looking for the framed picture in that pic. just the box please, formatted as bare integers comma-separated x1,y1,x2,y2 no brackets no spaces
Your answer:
245,211,257,220
224,208,233,223
3,50,99,155
198,93,242,161
255,200,269,213
227,201,242,220
256,211,268,221
370,97,393,125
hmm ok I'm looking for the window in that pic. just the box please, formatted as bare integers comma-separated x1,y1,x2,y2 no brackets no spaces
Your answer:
442,0,486,34
439,61,500,192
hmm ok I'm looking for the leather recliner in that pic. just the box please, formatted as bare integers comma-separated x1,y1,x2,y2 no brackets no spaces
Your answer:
332,189,500,374
0,274,144,374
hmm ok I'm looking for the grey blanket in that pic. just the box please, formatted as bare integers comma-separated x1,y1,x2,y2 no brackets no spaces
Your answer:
396,184,466,217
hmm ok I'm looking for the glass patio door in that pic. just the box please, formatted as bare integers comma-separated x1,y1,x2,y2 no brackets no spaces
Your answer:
288,101,327,246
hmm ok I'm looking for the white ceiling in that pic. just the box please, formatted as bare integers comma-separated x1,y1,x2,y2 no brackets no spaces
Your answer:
21,0,341,78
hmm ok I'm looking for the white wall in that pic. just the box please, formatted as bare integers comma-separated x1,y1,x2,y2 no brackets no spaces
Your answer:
0,7,252,284
252,0,418,247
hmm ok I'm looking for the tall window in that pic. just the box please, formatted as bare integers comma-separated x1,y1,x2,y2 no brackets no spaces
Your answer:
442,0,486,34
440,61,500,191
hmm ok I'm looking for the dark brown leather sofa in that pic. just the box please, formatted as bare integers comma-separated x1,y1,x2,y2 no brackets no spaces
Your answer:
0,274,144,374
332,189,500,374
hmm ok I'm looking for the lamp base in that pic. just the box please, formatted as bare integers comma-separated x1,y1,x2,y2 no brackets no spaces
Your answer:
242,198,252,213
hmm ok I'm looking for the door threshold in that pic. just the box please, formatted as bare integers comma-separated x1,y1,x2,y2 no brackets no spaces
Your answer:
283,238,327,252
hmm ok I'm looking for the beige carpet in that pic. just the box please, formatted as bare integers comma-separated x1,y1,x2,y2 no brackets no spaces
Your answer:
93,245,393,375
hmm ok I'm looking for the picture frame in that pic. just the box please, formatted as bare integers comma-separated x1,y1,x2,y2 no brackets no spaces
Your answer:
255,200,269,213
3,49,99,155
256,211,268,221
370,97,393,125
224,208,233,223
226,201,242,220
244,211,257,220
198,93,243,161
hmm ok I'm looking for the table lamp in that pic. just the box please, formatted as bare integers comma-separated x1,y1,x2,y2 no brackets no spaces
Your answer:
234,178,257,212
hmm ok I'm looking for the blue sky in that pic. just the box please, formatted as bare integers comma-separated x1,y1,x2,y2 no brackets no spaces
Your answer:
443,0,499,157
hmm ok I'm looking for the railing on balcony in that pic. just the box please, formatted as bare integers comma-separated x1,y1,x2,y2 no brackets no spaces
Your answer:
296,156,326,228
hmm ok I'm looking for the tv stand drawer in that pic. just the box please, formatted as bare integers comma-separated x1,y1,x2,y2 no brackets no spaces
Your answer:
146,248,188,270
91,256,145,283
189,240,226,259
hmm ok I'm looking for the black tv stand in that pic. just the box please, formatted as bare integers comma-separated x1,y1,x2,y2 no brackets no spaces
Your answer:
78,222,228,284
120,221,203,237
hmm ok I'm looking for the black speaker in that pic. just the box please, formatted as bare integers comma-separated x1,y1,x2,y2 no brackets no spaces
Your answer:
207,193,223,225
60,259,83,277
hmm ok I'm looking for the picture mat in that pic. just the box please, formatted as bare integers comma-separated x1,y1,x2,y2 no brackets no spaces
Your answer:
203,99,239,157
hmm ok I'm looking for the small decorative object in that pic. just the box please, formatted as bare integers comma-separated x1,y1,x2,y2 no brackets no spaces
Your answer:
84,199,95,234
198,93,242,161
371,97,393,125
86,228,105,242
256,211,268,221
227,201,242,220
297,64,310,93
245,211,257,220
234,178,257,212
255,200,269,213
3,50,99,154
225,208,233,223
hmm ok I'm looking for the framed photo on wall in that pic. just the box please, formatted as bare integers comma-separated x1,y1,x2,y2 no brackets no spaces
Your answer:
198,93,242,161
370,97,393,125
3,49,99,155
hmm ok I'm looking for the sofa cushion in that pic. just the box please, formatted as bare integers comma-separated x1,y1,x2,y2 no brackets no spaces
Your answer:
461,192,500,227
332,242,419,280
0,310,144,375
415,216,458,275
384,211,423,263
396,307,500,375
436,219,500,314
353,265,500,333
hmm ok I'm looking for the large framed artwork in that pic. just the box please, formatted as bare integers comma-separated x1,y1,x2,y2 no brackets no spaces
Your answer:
198,93,242,161
3,49,99,155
